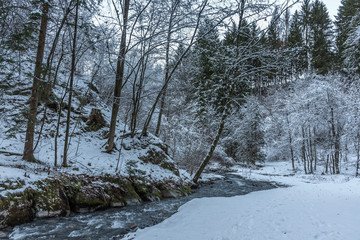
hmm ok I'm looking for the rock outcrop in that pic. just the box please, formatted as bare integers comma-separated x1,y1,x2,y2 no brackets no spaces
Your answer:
0,174,191,229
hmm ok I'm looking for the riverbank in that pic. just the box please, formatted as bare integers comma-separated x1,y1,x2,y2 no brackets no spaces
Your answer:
4,174,277,239
0,172,193,230
0,133,194,230
124,161,360,240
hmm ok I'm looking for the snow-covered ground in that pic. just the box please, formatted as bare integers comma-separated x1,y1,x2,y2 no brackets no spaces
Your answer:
123,161,360,240
0,73,191,197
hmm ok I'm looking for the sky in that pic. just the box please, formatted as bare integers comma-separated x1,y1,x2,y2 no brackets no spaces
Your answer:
325,0,342,20
292,0,342,20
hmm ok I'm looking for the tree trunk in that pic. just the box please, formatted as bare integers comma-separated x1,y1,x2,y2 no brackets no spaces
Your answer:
356,135,360,177
301,126,307,174
330,106,340,174
155,0,179,137
63,0,79,167
325,154,329,174
41,1,73,100
193,106,229,183
313,127,317,171
141,0,208,137
106,0,130,152
334,132,341,174
130,40,149,136
23,1,50,162
53,52,66,167
286,114,295,170
308,127,313,173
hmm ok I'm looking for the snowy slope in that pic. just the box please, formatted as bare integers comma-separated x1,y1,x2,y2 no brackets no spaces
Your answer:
0,71,191,197
123,178,360,240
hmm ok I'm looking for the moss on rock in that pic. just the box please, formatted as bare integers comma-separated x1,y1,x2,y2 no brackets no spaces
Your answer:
33,179,70,217
0,189,35,228
0,172,192,229
75,186,110,211
139,147,179,176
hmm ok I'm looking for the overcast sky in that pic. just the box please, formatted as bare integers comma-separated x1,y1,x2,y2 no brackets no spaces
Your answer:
292,0,342,20
321,0,342,20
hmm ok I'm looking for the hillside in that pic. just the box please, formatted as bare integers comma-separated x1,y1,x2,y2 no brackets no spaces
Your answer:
0,71,192,228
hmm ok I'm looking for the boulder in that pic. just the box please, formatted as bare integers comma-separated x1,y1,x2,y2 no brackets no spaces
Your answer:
139,147,179,176
86,108,106,131
74,185,111,212
0,190,34,228
34,179,70,218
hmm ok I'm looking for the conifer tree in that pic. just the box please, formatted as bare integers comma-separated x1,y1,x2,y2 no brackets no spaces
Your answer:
335,0,360,72
343,12,360,75
288,10,307,74
266,7,281,50
309,0,333,75
300,0,312,72
191,18,221,124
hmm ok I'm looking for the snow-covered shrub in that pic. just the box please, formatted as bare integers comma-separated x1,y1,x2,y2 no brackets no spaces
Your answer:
263,74,351,173
223,96,265,165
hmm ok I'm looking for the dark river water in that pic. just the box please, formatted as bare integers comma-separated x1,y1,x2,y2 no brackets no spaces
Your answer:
0,174,278,240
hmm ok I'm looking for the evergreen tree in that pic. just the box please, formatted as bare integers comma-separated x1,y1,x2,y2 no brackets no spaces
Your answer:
223,96,265,165
0,0,38,77
223,20,251,47
288,10,307,74
288,11,303,48
264,7,285,85
309,0,333,75
335,0,360,72
283,9,291,47
343,12,360,75
266,6,281,49
191,18,221,123
300,0,312,71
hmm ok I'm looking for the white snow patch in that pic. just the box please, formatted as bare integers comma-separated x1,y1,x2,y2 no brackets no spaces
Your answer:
123,178,360,240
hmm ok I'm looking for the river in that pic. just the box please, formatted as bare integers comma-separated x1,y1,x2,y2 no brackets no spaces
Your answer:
1,174,279,240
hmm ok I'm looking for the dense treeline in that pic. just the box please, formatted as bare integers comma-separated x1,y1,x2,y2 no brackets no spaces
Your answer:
1,0,360,177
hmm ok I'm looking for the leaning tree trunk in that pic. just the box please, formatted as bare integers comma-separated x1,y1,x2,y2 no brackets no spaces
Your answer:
193,0,245,183
23,1,50,162
62,0,79,167
193,104,230,183
141,0,208,137
106,0,130,152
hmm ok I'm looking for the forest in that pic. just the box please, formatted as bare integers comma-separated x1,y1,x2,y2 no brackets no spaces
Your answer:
1,0,360,238
1,0,360,178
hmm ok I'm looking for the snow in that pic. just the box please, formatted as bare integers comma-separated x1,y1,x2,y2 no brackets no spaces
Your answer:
230,160,356,187
124,175,360,240
0,71,191,195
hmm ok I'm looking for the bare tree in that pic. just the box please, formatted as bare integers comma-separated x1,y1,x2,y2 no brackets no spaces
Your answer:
23,0,50,162
141,0,210,137
193,0,298,182
155,0,180,137
106,0,131,152
63,0,80,167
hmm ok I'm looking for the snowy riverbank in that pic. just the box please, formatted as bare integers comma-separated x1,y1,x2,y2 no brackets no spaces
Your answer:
124,162,360,240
